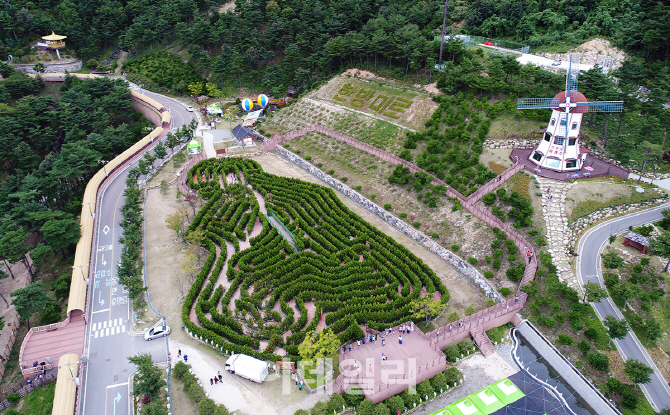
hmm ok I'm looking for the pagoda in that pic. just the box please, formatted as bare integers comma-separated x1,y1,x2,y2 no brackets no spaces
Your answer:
38,32,67,59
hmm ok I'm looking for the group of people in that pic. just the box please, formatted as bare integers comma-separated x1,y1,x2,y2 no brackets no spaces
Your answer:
177,348,188,363
342,323,416,354
210,372,223,385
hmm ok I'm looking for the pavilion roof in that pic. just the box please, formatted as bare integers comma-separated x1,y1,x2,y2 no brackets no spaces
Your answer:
42,31,67,41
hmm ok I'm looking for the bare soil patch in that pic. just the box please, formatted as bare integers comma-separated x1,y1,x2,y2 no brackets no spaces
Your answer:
255,153,488,318
539,38,628,70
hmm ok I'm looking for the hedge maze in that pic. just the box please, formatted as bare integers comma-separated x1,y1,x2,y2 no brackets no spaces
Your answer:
184,158,449,361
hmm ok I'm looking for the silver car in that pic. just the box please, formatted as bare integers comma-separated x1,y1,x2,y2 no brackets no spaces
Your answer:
144,325,170,340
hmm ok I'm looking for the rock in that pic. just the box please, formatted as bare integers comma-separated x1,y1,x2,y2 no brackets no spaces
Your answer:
636,187,644,193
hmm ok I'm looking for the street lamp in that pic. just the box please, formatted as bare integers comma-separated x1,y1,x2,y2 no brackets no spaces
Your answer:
97,160,108,177
62,360,81,387
73,265,89,285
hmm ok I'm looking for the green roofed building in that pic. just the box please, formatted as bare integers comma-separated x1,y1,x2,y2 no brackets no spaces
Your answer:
429,407,453,415
490,378,525,405
448,397,485,415
187,139,202,155
469,387,505,414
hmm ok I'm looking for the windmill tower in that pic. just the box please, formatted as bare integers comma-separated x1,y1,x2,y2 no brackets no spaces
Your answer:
517,56,623,172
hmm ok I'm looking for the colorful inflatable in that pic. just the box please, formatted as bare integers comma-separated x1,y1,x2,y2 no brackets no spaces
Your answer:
241,98,253,111
257,94,269,107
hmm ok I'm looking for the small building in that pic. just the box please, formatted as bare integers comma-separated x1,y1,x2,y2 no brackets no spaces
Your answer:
38,32,67,59
232,124,263,147
207,105,223,116
187,140,202,155
622,231,650,254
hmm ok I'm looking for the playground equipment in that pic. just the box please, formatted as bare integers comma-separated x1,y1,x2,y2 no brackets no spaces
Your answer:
257,94,268,107
241,98,253,111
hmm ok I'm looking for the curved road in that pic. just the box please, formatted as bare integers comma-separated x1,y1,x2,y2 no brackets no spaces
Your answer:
577,203,670,412
80,85,197,415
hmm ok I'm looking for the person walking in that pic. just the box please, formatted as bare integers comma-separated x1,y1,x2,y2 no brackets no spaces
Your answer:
369,364,372,373
382,339,386,347
218,371,222,382
410,322,414,332
183,354,188,362
214,377,218,384
449,324,452,332
348,344,352,352
399,335,403,345
210,378,214,385
357,339,361,347
178,349,182,358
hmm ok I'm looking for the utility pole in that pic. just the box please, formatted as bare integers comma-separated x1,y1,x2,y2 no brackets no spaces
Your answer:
438,0,450,65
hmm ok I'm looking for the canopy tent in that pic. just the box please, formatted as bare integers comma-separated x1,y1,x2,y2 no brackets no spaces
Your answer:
187,140,202,155
448,397,485,415
42,31,67,41
207,105,223,115
243,109,263,127
468,387,506,414
489,378,525,406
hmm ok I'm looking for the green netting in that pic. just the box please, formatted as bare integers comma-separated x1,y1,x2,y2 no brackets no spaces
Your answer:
265,212,298,250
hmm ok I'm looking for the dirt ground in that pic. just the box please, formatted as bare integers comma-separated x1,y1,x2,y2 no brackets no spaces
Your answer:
254,154,488,319
539,38,628,71
478,149,512,170
488,114,547,137
564,182,665,219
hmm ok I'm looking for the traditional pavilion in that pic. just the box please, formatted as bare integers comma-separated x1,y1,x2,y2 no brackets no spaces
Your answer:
38,32,67,59
622,231,650,254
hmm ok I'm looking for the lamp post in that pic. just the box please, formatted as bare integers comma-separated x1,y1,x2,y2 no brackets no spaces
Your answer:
62,360,81,387
72,265,89,285
98,160,108,177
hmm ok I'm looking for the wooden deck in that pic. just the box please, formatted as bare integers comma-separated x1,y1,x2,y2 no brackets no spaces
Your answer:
19,311,86,377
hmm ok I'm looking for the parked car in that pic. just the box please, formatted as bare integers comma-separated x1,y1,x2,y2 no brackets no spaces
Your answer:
144,325,170,340
186,105,194,112
552,60,561,66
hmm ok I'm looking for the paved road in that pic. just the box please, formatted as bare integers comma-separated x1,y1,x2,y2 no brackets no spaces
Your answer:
80,87,197,415
576,203,670,412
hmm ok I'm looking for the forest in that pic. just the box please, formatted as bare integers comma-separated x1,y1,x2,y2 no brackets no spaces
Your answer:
0,71,153,294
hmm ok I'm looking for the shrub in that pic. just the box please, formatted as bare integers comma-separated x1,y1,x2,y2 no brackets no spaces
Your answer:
383,203,392,210
482,193,496,206
317,163,323,167
486,298,496,307
465,305,475,316
173,361,190,378
500,287,511,297
536,235,547,247
370,194,376,199
577,340,591,354
468,257,477,265
39,303,63,325
340,177,348,182
355,185,362,191
327,169,335,175
304,155,311,160
6,393,19,403
484,271,494,279
451,244,459,251
447,311,459,321
295,149,301,154
528,229,539,236
587,352,610,372
492,259,501,270
344,386,364,407
400,212,408,218
413,222,421,228
556,334,574,346
431,232,439,238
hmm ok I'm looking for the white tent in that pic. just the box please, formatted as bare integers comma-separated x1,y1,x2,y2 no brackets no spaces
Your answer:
207,105,223,115
243,109,263,127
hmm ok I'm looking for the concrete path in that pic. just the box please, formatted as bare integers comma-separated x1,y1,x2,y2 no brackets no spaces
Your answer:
202,132,216,159
577,203,670,412
628,172,670,191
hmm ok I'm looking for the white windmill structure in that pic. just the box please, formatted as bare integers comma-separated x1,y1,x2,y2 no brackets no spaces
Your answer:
517,56,623,172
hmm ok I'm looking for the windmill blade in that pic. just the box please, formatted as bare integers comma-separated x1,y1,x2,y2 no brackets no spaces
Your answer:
575,101,624,112
567,54,579,96
517,97,554,109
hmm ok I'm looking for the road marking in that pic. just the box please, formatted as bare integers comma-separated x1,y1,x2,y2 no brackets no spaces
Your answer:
106,382,129,389
90,319,126,338
102,225,110,235
91,308,110,314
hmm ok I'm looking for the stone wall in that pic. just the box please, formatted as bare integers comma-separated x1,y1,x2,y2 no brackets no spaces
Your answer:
11,59,82,74
483,138,538,150
274,146,500,300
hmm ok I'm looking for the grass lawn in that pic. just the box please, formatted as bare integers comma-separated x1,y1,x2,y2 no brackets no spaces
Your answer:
488,112,547,137
565,181,665,220
12,382,55,415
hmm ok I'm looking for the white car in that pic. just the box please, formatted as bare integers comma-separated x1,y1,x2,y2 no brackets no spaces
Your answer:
186,106,194,112
144,325,170,340
552,60,561,66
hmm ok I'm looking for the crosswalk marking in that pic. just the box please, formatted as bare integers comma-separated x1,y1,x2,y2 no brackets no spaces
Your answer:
91,319,126,339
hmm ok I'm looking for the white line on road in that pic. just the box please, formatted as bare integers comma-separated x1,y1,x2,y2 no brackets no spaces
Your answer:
105,382,129,389
91,308,110,314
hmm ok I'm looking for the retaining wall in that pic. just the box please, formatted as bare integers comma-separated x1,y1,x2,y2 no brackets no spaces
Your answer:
11,59,83,74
